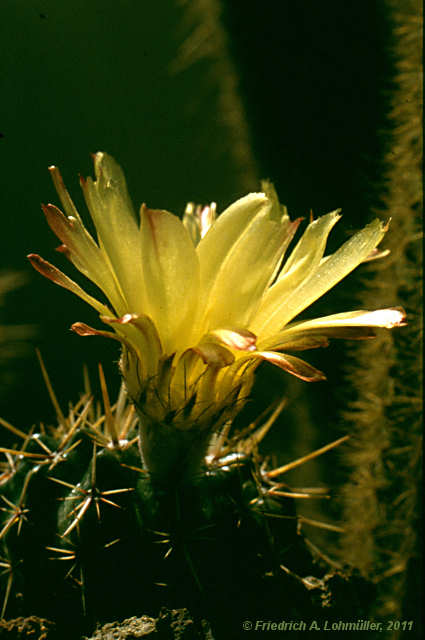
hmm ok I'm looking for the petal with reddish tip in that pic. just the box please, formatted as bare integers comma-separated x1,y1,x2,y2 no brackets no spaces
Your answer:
251,351,327,382
42,203,126,313
71,321,124,342
28,254,111,315
207,328,257,351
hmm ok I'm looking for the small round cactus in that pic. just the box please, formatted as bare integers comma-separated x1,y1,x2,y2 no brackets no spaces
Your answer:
1,368,338,637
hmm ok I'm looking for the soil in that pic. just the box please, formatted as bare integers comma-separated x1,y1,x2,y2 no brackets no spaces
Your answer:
0,569,377,640
0,616,55,640
0,609,212,640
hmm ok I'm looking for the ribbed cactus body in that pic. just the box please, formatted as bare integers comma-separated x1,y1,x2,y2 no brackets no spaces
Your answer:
2,421,317,635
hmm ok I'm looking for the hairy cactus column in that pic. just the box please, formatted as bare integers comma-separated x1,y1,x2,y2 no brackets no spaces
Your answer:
341,0,422,619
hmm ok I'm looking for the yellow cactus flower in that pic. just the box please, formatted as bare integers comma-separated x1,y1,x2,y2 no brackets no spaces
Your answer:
28,153,405,479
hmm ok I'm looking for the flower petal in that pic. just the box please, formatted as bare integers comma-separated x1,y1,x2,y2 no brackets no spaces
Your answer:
261,180,290,224
183,202,217,246
200,215,301,329
252,210,341,333
48,165,85,223
207,328,257,351
275,210,342,285
71,321,129,345
139,205,200,351
249,351,327,382
27,254,111,315
101,312,163,379
80,153,147,314
196,193,270,300
260,307,406,350
42,204,126,314
284,307,407,332
256,218,388,335
361,248,391,263
193,343,235,368
259,335,330,351
216,357,257,403
172,348,204,399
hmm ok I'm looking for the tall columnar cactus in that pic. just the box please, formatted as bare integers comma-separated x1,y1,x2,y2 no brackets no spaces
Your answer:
340,0,422,622
1,154,405,636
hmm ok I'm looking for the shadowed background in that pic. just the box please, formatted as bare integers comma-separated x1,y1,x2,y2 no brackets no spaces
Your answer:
0,0,422,631
0,0,393,429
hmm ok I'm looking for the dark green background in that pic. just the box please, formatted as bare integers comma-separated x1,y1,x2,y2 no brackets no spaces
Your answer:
1,0,392,434
2,3,422,631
